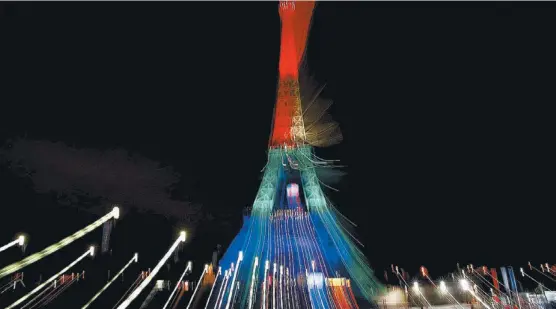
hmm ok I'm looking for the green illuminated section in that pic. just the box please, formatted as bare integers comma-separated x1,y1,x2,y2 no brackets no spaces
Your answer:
297,146,384,301
251,149,282,214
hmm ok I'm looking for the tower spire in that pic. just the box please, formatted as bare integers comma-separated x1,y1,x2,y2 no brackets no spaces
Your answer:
269,0,315,148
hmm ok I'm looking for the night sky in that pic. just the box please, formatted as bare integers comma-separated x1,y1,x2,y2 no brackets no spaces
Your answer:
1,1,555,307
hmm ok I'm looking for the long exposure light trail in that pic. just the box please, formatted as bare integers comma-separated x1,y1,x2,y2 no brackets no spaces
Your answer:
247,257,259,309
422,269,465,309
412,281,432,308
460,279,492,309
6,246,94,309
162,261,192,309
393,268,426,309
224,251,243,309
279,265,284,309
34,274,79,308
116,231,186,309
81,253,138,309
520,267,552,291
0,207,119,280
186,264,208,309
204,267,221,309
437,279,465,309
20,279,55,309
262,261,269,309
0,236,25,254
112,273,143,309
215,270,230,309
529,262,556,283
273,263,277,309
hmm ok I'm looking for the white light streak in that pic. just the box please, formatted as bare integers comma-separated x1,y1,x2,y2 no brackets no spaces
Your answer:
225,251,243,309
0,208,118,280
6,248,93,309
162,261,192,309
215,270,230,309
248,257,259,309
82,253,138,309
262,261,269,309
273,263,277,309
0,238,22,253
279,265,284,309
186,264,208,309
204,267,221,309
460,279,492,309
116,231,186,309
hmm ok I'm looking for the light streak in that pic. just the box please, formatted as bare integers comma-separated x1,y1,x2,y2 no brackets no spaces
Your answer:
186,264,208,309
394,268,426,309
520,267,552,291
204,267,221,309
280,265,284,309
434,279,465,309
20,282,52,309
36,275,78,308
82,253,138,309
262,261,269,309
216,270,230,309
0,207,119,280
116,231,186,309
23,281,56,309
6,246,94,309
225,251,243,309
273,263,277,309
111,273,142,309
460,279,492,309
163,261,192,309
0,236,25,253
529,263,556,283
412,280,433,308
247,257,259,309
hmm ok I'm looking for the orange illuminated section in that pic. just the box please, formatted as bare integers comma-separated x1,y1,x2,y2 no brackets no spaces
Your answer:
270,1,315,148
327,278,360,309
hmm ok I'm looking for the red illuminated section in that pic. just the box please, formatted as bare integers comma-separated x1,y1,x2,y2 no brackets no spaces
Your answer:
278,1,315,78
270,1,315,148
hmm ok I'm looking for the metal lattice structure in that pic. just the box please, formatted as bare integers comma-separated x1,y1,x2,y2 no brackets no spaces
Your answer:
204,1,384,308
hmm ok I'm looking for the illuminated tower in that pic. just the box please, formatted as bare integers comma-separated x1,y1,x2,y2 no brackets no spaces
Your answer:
206,2,383,308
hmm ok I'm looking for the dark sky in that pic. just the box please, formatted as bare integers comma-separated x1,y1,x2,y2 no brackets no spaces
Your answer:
1,1,555,307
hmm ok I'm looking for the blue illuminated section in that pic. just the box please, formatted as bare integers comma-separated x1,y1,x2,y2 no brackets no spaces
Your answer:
211,147,379,309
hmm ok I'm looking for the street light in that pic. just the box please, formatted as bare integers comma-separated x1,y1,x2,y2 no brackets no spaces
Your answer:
460,278,492,309
112,206,120,220
459,279,470,291
413,281,420,293
439,280,447,294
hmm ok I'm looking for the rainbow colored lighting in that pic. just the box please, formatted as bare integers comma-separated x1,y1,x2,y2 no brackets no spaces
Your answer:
207,1,383,308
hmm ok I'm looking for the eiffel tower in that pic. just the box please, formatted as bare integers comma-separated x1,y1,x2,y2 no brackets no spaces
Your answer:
209,2,382,308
